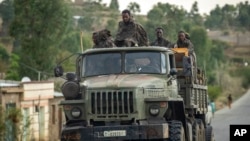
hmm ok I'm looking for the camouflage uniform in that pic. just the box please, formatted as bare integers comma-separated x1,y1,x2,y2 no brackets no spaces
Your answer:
176,39,194,53
92,29,116,48
115,19,148,47
150,37,171,48
176,37,198,83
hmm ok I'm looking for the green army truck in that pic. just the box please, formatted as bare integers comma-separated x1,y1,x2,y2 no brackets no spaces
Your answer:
54,47,214,141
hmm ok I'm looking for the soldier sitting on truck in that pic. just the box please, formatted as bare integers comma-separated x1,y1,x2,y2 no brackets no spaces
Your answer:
114,9,149,47
92,29,116,48
176,30,194,52
150,27,171,48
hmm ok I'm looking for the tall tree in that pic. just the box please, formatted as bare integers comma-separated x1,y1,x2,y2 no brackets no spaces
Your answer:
127,2,141,14
0,44,9,72
190,26,209,66
109,0,119,11
146,3,187,41
189,1,203,26
237,1,250,30
221,4,237,29
9,0,70,80
5,53,20,80
0,0,14,36
205,5,223,29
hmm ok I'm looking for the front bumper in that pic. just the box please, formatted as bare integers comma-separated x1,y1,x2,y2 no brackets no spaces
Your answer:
61,123,169,141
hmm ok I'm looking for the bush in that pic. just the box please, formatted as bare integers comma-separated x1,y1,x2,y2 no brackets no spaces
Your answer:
0,106,31,140
208,85,222,100
239,67,250,88
230,67,250,88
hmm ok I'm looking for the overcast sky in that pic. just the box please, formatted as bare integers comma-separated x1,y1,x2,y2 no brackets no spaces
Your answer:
102,0,250,15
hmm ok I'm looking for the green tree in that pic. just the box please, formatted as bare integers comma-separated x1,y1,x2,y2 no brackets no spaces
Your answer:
205,5,223,29
0,0,14,36
127,2,141,14
189,1,203,26
190,27,209,66
0,44,9,72
106,19,117,34
146,3,187,42
109,0,119,11
78,16,94,31
205,4,237,30
221,4,237,29
9,0,70,80
5,53,20,80
147,7,164,22
237,1,250,30
0,106,25,141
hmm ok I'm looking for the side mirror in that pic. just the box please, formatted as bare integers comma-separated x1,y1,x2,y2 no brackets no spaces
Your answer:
54,65,64,77
170,68,177,76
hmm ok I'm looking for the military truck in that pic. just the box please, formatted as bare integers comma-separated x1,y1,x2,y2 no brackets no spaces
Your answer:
54,47,214,141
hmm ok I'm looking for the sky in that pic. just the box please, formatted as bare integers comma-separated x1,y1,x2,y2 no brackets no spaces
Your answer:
102,0,250,15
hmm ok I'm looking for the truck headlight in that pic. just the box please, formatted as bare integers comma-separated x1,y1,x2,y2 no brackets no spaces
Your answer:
149,105,160,116
62,81,79,100
71,107,81,118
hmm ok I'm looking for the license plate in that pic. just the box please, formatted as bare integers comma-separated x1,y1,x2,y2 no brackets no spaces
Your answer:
103,130,126,137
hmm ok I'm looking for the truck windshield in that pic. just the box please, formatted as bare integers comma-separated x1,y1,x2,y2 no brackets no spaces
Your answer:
125,52,164,73
82,53,121,76
82,52,165,77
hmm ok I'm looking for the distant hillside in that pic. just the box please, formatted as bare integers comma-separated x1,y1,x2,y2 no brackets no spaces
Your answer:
208,30,250,62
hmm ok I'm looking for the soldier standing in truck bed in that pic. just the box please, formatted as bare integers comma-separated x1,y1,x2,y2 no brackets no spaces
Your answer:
115,9,148,47
176,30,198,83
150,27,171,48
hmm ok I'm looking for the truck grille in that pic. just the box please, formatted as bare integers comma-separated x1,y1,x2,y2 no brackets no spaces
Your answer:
90,90,134,115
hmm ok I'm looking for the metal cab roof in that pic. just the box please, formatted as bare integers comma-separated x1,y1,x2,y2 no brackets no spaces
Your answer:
81,46,174,55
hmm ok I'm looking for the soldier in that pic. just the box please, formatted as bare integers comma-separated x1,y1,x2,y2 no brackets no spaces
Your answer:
176,31,198,83
150,27,171,48
92,29,116,48
176,30,194,53
115,9,148,47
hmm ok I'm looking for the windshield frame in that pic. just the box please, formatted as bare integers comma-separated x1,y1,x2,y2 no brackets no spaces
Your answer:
81,51,167,77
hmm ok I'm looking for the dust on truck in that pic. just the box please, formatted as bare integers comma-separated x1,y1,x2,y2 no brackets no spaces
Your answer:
54,47,214,141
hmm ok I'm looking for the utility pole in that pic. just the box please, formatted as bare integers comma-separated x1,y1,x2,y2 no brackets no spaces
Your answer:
80,31,84,53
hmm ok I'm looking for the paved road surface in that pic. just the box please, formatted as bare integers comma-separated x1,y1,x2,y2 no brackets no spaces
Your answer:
212,89,250,141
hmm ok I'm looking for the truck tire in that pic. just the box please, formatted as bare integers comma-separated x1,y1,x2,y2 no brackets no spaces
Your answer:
168,120,185,141
205,125,215,141
192,120,199,141
196,119,205,141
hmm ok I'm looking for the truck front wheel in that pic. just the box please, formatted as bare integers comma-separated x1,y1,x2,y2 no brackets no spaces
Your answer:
168,120,185,141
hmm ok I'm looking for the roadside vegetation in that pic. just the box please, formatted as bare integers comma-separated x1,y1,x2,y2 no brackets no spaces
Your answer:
0,0,249,108
0,106,31,140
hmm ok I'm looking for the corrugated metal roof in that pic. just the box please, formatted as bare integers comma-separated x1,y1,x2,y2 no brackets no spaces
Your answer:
0,80,20,87
54,91,63,97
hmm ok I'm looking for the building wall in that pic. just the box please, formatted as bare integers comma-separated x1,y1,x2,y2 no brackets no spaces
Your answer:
49,97,65,141
21,82,54,141
0,81,54,141
0,87,22,109
1,93,20,107
22,82,54,101
21,100,50,141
